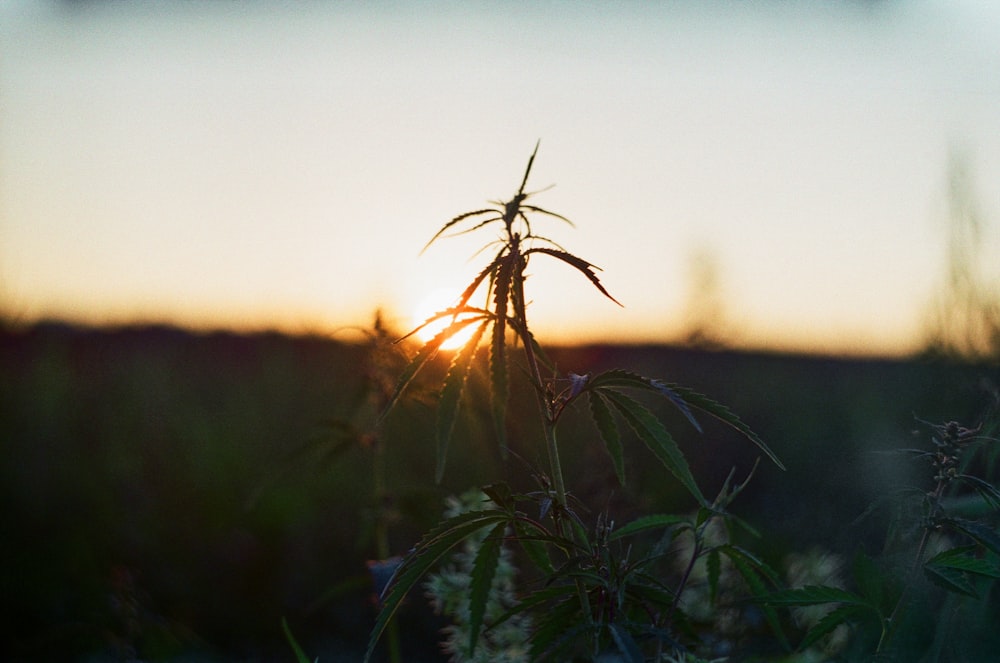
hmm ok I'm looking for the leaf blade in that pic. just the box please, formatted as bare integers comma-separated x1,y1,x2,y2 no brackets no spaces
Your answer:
602,389,706,505
588,391,625,485
435,320,488,482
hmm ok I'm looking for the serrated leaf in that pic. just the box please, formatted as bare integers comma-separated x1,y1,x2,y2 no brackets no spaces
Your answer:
526,246,622,306
663,383,785,470
481,482,513,512
799,604,866,650
957,474,1000,510
609,513,690,541
924,564,979,598
421,208,502,254
587,370,701,432
852,549,887,611
589,392,625,485
760,585,871,607
435,319,488,482
926,546,1000,579
529,596,587,661
608,623,644,663
492,584,571,631
378,325,451,424
945,518,1000,555
602,389,706,505
364,510,510,663
521,203,575,226
489,256,513,448
514,520,555,574
719,545,788,649
468,522,507,657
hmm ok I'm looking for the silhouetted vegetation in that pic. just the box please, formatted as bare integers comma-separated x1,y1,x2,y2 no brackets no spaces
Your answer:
1,321,997,660
4,146,1000,661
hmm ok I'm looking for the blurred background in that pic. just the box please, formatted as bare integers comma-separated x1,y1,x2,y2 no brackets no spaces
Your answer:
2,1,1000,661
2,0,999,354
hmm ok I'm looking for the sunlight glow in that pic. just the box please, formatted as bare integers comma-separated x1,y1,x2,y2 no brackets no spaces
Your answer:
411,287,483,351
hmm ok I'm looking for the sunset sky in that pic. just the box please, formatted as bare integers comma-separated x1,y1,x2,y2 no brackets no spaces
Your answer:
2,1,999,355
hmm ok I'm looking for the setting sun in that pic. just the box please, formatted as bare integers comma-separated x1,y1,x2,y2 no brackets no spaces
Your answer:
410,287,484,351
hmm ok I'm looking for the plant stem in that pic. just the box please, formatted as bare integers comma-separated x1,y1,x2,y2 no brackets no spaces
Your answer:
371,434,402,663
877,479,945,655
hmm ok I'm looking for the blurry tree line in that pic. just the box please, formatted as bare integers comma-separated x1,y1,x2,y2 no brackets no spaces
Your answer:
679,150,1000,362
924,150,1000,361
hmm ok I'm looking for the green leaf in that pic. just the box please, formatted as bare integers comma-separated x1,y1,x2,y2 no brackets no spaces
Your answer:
493,584,573,630
589,392,625,485
957,474,1000,511
281,617,313,663
588,370,701,431
799,604,867,651
662,383,785,470
481,482,513,512
435,320,488,483
707,548,721,605
760,585,871,607
926,546,1000,579
924,563,979,598
602,389,706,505
514,520,555,574
468,522,506,657
529,596,588,661
608,623,644,663
609,513,690,540
719,545,788,650
852,549,887,610
945,518,1000,555
364,510,511,663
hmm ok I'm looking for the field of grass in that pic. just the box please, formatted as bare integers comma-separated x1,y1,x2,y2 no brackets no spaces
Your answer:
1,322,997,661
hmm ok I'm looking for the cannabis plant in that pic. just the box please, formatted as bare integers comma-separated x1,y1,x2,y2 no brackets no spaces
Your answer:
365,143,786,662
760,417,1000,660
424,490,531,662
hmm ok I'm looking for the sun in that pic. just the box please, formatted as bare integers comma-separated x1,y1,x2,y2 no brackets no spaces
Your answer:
410,287,483,350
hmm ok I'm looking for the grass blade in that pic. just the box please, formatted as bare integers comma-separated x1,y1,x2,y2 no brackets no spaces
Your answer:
281,617,313,663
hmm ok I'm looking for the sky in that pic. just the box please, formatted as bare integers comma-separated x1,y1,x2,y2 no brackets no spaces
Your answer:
2,1,999,356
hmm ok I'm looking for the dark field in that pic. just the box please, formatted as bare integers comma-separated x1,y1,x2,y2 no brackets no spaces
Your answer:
2,323,998,661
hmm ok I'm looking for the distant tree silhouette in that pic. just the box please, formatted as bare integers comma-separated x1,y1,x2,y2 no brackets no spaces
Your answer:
924,150,1000,361
682,244,728,349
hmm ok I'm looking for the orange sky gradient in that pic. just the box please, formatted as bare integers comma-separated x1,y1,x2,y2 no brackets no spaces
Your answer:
2,2,999,357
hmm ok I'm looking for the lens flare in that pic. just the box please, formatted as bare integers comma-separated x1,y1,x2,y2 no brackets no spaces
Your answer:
411,288,481,350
